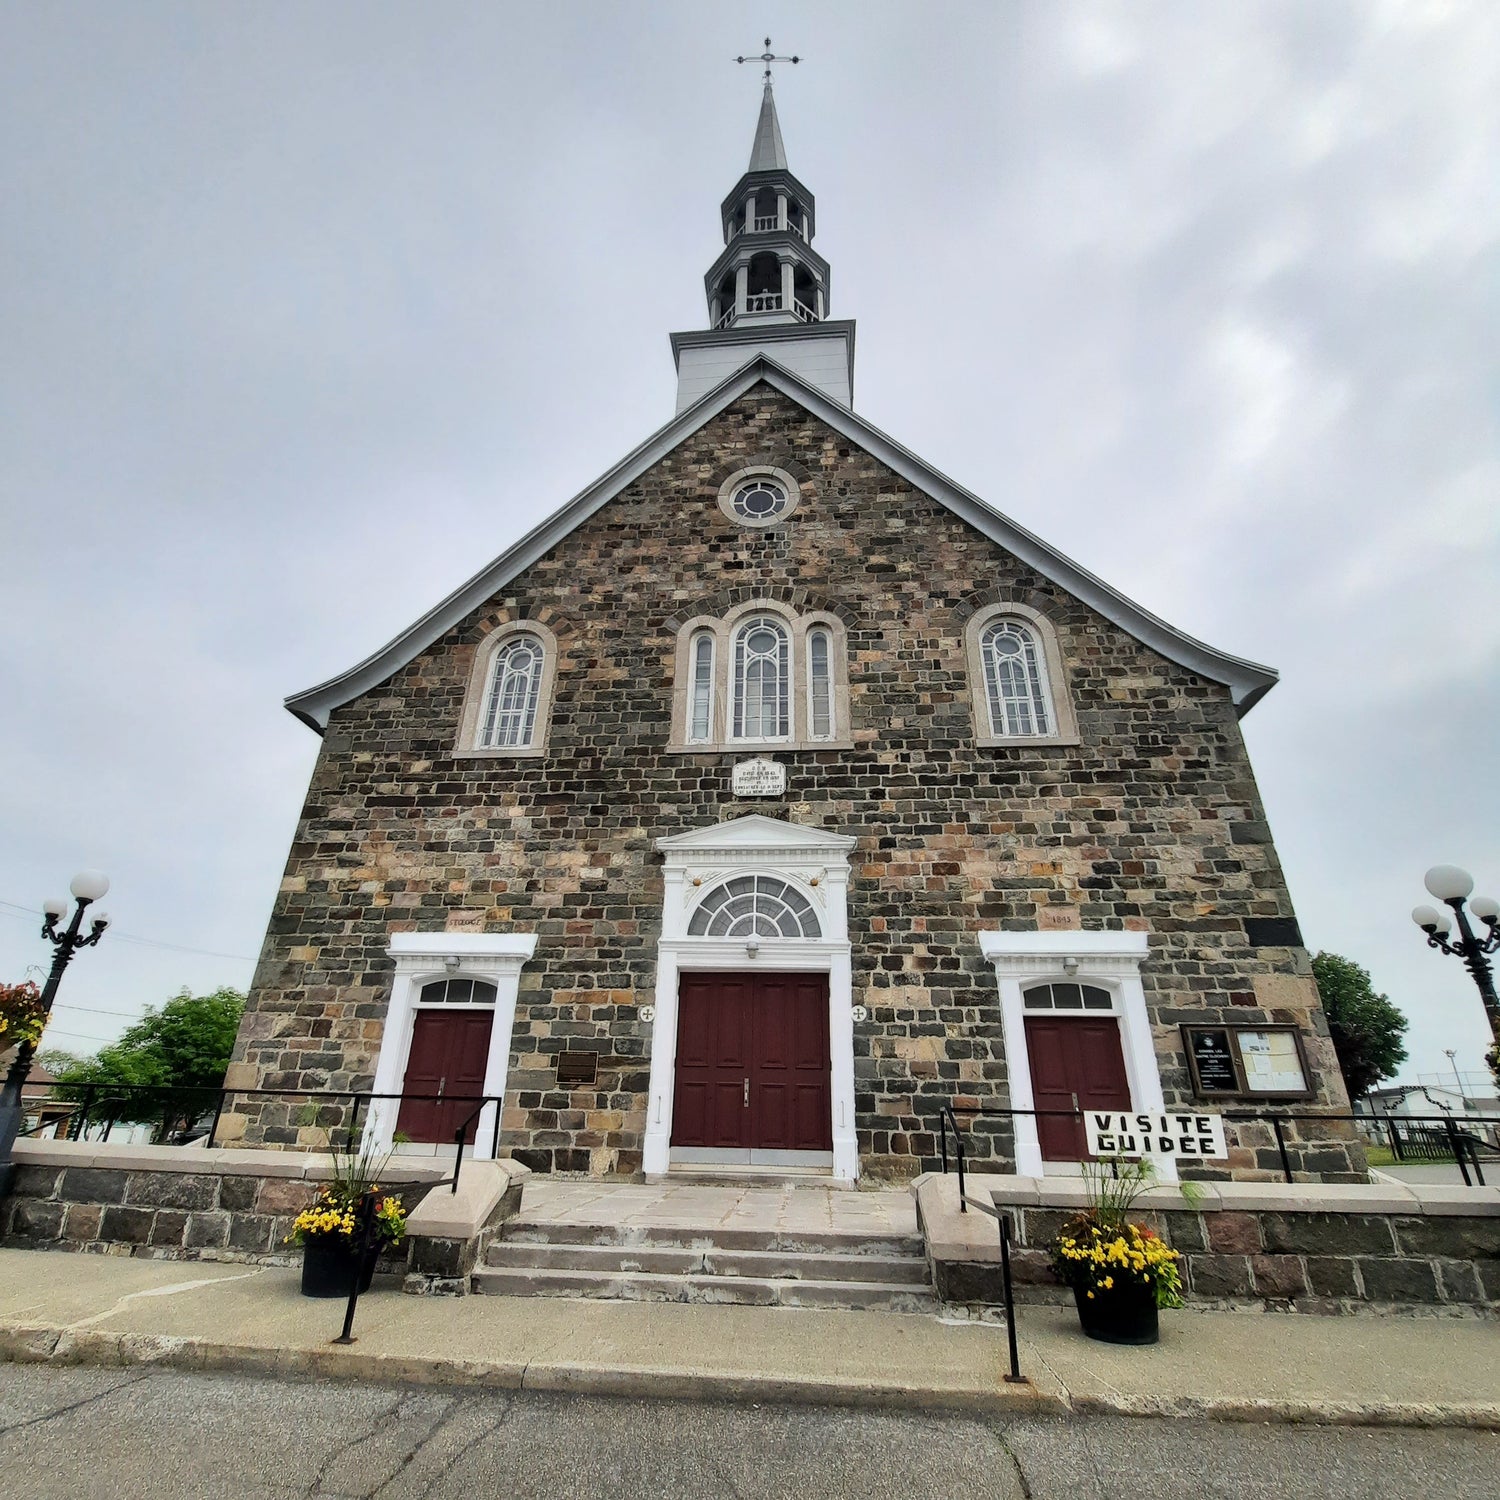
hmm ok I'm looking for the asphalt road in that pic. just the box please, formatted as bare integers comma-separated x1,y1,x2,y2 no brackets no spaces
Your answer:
0,1365,1496,1500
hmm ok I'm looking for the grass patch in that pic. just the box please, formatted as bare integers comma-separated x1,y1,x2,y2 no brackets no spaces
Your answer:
1364,1144,1457,1167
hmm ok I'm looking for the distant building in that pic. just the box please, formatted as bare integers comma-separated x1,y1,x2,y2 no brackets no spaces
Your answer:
0,1053,75,1140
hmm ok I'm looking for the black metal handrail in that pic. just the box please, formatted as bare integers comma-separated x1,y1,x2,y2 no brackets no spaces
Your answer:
936,1103,1496,1187
27,1082,508,1162
938,1104,967,1212
445,1096,505,1195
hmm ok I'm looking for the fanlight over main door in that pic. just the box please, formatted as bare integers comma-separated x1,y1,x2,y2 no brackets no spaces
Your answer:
687,875,821,938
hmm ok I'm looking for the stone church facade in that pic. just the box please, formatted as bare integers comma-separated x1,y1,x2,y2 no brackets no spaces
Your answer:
224,84,1364,1183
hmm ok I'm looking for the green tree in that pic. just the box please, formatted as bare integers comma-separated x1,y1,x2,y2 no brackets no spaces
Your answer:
40,986,245,1142
1310,952,1409,1100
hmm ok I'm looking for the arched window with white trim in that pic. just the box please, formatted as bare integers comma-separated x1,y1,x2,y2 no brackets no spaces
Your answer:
481,633,545,747
733,615,791,740
981,619,1051,737
964,604,1078,747
807,627,833,741
688,631,715,743
669,605,850,751
456,619,560,758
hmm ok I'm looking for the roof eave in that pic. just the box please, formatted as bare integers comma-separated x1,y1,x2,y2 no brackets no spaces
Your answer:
284,354,1277,730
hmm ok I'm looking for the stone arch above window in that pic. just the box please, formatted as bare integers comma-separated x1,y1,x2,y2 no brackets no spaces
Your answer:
963,602,1079,748
455,618,560,759
669,601,852,752
687,874,822,938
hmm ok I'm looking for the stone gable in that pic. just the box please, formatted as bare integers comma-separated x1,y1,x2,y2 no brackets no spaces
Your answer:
226,383,1360,1180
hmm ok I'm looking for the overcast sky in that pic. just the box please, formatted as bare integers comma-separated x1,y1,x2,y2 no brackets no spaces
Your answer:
2,2,1496,1090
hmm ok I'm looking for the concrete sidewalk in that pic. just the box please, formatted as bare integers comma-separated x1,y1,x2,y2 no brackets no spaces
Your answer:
0,1248,1495,1429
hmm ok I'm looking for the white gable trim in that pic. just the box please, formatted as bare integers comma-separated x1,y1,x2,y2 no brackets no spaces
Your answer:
656,813,858,855
286,356,1277,730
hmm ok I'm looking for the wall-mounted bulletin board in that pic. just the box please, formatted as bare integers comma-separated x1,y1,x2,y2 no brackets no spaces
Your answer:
1181,1024,1313,1101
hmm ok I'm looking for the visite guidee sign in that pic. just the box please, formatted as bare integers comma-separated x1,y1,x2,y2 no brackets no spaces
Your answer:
1084,1111,1228,1160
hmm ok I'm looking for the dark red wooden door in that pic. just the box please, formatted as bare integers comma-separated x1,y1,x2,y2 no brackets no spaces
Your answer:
671,973,831,1152
673,973,755,1149
1024,1016,1131,1161
753,973,832,1151
395,1009,494,1145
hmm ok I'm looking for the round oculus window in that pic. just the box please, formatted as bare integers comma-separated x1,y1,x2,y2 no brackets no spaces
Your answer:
731,478,790,521
716,465,803,528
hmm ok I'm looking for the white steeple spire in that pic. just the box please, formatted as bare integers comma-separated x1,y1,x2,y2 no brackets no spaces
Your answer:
747,80,788,173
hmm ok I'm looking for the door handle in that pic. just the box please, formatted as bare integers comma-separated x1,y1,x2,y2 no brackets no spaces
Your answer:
438,1076,446,1100
743,1078,750,1108
1070,1092,1079,1112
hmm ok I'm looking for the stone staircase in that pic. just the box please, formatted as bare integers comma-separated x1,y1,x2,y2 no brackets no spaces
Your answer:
473,1218,939,1313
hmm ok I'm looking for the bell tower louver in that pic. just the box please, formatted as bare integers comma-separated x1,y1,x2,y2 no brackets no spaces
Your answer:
670,74,856,413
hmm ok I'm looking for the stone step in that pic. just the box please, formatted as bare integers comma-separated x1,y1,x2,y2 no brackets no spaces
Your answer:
499,1219,924,1259
483,1240,931,1285
470,1265,941,1313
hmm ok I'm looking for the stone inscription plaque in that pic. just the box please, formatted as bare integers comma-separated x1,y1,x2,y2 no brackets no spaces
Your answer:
732,758,786,797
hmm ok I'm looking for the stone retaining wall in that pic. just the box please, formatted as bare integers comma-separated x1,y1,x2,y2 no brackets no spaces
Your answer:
916,1172,1500,1313
0,1141,446,1267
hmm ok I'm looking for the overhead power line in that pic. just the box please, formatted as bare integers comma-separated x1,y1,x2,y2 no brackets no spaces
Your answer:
0,900,257,962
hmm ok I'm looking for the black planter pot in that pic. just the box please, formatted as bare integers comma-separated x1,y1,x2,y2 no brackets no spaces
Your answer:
300,1236,380,1299
1072,1284,1160,1345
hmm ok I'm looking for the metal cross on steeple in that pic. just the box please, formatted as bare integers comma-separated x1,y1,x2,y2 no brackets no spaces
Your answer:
735,37,800,85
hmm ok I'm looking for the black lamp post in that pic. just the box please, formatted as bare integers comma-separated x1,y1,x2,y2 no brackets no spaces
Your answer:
0,871,111,1184
1412,864,1500,1050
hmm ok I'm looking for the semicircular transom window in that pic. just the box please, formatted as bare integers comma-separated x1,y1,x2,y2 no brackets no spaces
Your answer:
730,477,790,523
417,977,499,1005
688,875,821,938
1022,982,1112,1011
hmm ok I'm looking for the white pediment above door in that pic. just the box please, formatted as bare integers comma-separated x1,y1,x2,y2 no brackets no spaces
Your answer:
656,814,857,861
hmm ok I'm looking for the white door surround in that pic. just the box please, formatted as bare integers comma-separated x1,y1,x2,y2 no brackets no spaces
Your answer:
366,932,538,1160
644,815,859,1181
978,930,1177,1183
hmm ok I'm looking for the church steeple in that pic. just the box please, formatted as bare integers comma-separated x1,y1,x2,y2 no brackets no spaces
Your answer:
669,59,855,414
703,77,828,332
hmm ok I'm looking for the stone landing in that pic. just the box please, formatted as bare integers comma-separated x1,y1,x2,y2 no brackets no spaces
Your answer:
474,1180,937,1312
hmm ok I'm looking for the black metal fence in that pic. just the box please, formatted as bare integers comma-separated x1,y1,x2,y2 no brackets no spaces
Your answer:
22,1082,505,1196
22,1083,1499,1194
939,1102,1496,1189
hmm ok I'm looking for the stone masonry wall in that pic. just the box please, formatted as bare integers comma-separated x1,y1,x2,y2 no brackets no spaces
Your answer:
952,1201,1500,1312
226,383,1360,1180
1,1145,437,1267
